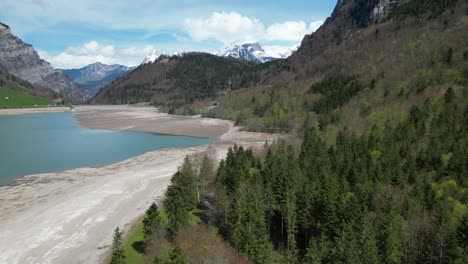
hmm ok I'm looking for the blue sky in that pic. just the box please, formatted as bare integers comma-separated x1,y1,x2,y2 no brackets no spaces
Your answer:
0,0,336,68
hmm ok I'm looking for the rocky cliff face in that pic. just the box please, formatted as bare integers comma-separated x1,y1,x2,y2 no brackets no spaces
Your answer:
0,22,90,103
331,0,409,26
371,0,411,21
293,0,409,63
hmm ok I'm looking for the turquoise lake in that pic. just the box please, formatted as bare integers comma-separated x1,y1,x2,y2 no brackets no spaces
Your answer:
0,112,211,185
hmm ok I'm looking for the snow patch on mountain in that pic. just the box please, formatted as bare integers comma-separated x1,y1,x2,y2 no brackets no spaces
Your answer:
217,42,297,64
263,45,298,59
141,49,162,64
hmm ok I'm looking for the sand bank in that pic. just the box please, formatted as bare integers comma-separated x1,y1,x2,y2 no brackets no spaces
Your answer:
0,107,71,115
74,105,233,139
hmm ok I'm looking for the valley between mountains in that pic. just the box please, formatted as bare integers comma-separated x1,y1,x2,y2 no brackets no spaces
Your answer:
0,0,467,263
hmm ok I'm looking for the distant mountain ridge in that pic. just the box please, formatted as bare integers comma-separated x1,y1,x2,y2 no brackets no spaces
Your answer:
0,22,90,103
139,42,295,66
64,63,135,96
217,42,295,64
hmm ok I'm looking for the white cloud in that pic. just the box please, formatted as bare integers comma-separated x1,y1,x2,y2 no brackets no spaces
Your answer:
265,21,309,42
185,12,264,44
172,33,190,43
38,41,156,69
119,45,155,56
309,20,324,32
65,41,115,56
184,12,323,44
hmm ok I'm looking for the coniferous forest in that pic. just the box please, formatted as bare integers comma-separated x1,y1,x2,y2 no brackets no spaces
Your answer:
214,88,467,263
110,87,467,263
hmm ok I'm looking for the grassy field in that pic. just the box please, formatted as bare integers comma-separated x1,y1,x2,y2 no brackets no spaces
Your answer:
0,87,52,108
123,220,145,264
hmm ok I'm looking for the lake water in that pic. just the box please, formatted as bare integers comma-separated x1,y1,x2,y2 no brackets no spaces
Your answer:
0,112,211,185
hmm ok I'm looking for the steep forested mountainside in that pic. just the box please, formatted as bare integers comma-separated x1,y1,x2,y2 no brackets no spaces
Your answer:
210,91,467,263
203,0,467,133
0,22,90,103
93,53,257,110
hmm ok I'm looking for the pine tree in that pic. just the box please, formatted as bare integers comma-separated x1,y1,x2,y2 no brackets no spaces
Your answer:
359,214,380,264
164,159,198,234
110,227,126,264
304,240,322,264
143,202,166,248
227,188,246,250
304,235,331,264
444,87,455,104
243,184,273,264
382,215,404,264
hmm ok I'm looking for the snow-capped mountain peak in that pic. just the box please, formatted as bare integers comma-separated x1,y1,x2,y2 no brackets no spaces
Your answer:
217,42,296,64
141,49,162,64
263,45,298,59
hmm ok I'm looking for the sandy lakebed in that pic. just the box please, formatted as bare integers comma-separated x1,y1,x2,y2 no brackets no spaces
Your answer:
0,105,279,264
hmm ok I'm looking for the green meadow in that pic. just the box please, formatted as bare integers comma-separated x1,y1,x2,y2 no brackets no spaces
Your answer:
0,87,53,109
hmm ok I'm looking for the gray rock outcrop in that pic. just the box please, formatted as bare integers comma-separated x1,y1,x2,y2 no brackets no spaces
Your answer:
0,22,90,102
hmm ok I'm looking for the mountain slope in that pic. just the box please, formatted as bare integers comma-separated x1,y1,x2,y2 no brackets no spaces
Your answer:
201,0,467,132
94,0,466,134
93,53,256,111
0,86,53,108
0,22,90,103
0,63,58,108
64,63,134,96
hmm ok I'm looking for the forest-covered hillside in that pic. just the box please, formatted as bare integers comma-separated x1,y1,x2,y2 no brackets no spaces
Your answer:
212,87,467,263
110,87,467,263
107,1,467,263
92,53,257,111
199,0,467,135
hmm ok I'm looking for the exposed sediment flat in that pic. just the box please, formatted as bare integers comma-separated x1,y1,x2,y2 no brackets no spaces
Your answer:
74,105,233,139
0,107,71,115
0,105,278,264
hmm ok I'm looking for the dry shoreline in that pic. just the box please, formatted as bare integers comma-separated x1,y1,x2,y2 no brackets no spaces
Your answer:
0,105,279,264
0,106,71,115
